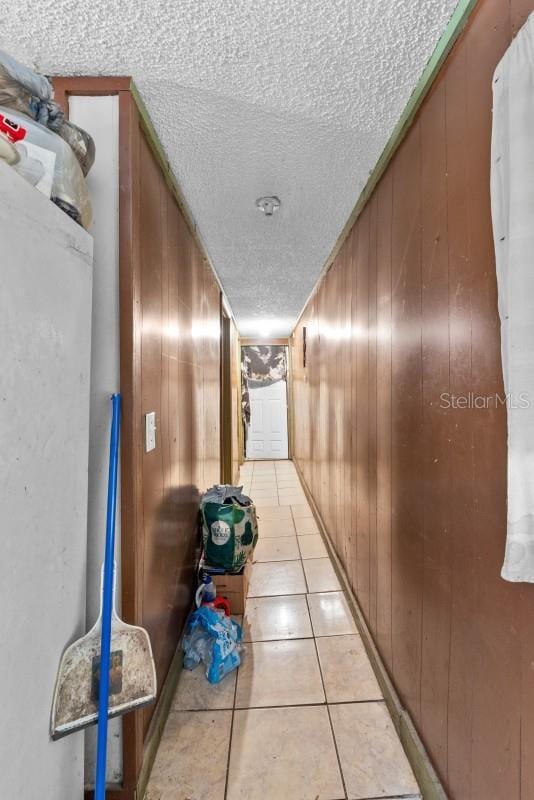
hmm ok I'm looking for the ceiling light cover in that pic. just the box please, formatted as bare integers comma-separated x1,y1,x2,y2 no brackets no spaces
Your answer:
256,195,280,216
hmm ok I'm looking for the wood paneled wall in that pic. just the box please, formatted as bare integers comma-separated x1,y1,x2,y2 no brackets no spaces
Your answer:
54,80,239,797
136,126,221,706
290,2,534,798
120,95,223,793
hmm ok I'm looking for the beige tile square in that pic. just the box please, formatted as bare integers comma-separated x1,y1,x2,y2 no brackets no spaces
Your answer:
250,489,278,506
255,504,292,518
145,710,231,800
276,478,301,487
316,634,382,702
291,503,314,518
258,516,296,538
235,639,324,707
227,706,344,800
294,516,320,534
243,594,312,642
298,534,329,559
278,494,308,506
254,535,300,562
248,560,306,597
172,664,236,710
330,702,420,799
307,592,357,636
303,558,342,592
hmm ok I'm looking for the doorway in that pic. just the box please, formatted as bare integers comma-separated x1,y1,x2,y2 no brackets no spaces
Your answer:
242,344,289,460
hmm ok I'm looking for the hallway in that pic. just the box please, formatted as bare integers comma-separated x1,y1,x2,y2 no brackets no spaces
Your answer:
4,3,534,796
146,461,420,800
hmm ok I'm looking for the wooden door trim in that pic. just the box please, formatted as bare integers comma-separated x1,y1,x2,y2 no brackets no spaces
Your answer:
286,341,294,460
52,77,142,800
117,89,145,797
240,337,289,346
220,303,233,483
52,76,131,114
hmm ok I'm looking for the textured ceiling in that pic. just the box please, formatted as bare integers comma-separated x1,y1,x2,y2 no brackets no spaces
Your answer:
2,0,459,335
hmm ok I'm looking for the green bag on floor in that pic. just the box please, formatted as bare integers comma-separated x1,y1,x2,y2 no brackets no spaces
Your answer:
201,485,258,572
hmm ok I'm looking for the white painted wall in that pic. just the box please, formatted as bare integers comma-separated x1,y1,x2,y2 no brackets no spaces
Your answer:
0,163,93,799
68,95,123,786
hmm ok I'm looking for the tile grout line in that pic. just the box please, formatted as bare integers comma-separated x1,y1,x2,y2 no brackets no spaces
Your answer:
295,470,344,766
297,467,355,799
240,465,416,800
248,591,342,599
232,462,350,797
173,698,388,714
222,669,239,800
232,699,388,713
221,465,253,800
307,588,349,800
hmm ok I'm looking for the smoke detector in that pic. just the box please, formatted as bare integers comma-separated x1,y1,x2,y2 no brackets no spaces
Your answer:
256,196,280,216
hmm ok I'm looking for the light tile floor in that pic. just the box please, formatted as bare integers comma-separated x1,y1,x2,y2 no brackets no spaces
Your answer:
146,460,421,800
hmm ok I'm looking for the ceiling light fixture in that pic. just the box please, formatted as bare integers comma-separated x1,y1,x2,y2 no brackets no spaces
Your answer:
256,196,280,216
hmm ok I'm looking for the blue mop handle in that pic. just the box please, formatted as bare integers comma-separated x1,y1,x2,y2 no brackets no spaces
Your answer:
95,393,121,800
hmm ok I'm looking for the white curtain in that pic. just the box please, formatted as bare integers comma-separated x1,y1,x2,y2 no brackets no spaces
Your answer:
491,12,534,582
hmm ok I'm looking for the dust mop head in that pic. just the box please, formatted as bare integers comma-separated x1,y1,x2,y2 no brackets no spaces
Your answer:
51,622,157,740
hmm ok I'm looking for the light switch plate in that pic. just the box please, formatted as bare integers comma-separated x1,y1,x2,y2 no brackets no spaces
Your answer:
145,411,156,452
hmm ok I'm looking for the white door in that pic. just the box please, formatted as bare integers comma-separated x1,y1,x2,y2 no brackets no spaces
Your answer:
246,380,289,459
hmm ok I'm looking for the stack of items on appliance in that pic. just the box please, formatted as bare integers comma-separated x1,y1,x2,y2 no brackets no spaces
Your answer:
182,484,259,684
0,50,94,228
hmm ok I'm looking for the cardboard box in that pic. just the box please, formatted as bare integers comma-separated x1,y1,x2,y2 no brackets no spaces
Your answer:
202,560,250,615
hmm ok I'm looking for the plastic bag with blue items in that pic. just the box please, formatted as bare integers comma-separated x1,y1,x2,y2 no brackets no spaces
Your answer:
183,605,243,684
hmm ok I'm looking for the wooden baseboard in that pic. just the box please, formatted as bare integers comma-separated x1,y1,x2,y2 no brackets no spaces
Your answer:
293,460,447,800
84,628,187,800
135,632,188,800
